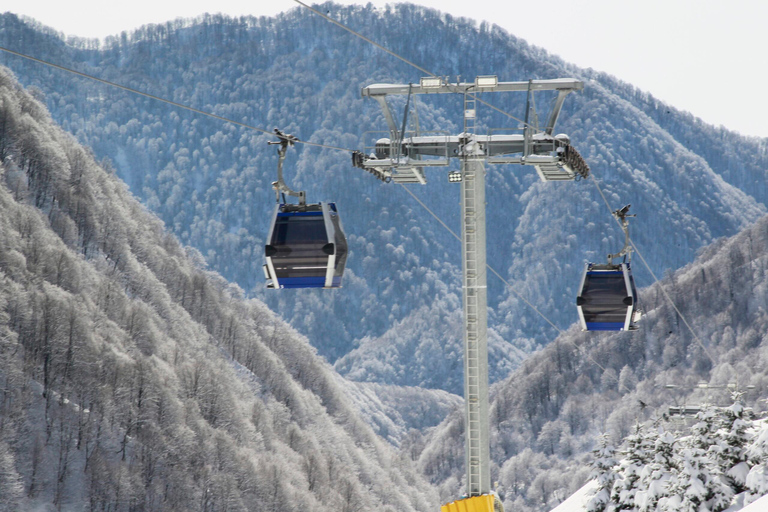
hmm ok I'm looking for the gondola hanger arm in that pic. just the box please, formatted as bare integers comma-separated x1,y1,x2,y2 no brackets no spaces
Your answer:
607,204,636,264
269,129,306,205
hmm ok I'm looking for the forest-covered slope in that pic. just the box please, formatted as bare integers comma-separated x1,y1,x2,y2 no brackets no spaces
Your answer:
1,4,766,394
0,66,437,511
414,206,768,512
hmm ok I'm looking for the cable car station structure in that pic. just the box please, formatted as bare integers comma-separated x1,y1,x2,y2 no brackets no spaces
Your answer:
354,76,588,512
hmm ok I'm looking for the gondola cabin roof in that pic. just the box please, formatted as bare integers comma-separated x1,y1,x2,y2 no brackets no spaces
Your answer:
264,202,348,289
576,262,639,331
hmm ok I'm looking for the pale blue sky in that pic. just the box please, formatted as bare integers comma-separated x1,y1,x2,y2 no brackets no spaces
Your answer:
7,0,768,137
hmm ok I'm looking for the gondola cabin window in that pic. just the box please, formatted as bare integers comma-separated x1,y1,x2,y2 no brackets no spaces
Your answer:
264,203,347,289
576,263,638,331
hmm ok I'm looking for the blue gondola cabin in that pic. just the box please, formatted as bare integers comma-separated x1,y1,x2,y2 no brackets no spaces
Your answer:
576,262,639,331
264,202,348,289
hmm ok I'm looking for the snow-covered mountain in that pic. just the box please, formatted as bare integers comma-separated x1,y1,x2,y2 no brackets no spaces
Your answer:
1,5,766,395
0,65,437,512
554,483,768,512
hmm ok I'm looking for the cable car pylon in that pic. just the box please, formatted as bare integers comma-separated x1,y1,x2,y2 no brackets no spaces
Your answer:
356,76,586,512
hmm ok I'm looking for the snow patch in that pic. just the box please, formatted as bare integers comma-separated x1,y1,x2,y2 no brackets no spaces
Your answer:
549,480,598,512
740,492,768,512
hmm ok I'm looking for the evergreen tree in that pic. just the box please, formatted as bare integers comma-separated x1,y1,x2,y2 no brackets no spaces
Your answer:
715,392,752,494
678,404,733,512
587,433,619,512
666,442,732,512
636,428,675,512
611,422,655,510
662,447,710,512
745,419,768,505
689,403,722,453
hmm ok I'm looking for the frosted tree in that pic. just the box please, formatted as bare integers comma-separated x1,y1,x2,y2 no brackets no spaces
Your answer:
745,418,768,505
689,403,722,452
611,422,654,510
0,64,445,512
0,441,23,512
662,447,709,512
664,442,732,512
672,404,734,512
617,365,637,394
586,433,619,512
636,428,675,512
714,392,752,494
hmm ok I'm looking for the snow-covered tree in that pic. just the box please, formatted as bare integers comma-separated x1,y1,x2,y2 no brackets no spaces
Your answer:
663,443,732,512
586,433,619,512
611,422,655,510
669,404,734,512
662,447,711,512
745,419,768,505
0,441,23,512
0,65,441,512
636,429,675,512
715,392,752,494
689,403,722,453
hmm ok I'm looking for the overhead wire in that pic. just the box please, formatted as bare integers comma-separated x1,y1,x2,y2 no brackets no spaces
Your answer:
292,0,435,78
291,0,573,328
290,0,536,131
289,1,574,322
589,173,717,366
288,2,718,395
0,34,551,329
398,184,565,335
0,45,355,154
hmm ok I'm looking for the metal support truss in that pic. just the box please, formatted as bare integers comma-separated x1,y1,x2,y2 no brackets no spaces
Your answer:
357,78,588,184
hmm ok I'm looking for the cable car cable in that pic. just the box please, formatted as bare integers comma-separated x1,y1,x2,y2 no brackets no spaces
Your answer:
0,45,356,155
292,0,436,78
0,45,549,299
286,2,604,333
397,184,564,333
291,0,540,132
589,172,716,366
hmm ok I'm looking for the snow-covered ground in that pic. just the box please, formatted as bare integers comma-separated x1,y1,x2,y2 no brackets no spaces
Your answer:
549,481,597,512
739,493,768,512
549,481,768,512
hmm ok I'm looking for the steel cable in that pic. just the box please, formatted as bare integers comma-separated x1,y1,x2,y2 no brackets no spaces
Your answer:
0,45,356,154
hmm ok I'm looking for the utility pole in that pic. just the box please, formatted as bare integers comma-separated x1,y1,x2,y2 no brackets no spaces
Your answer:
357,76,586,512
